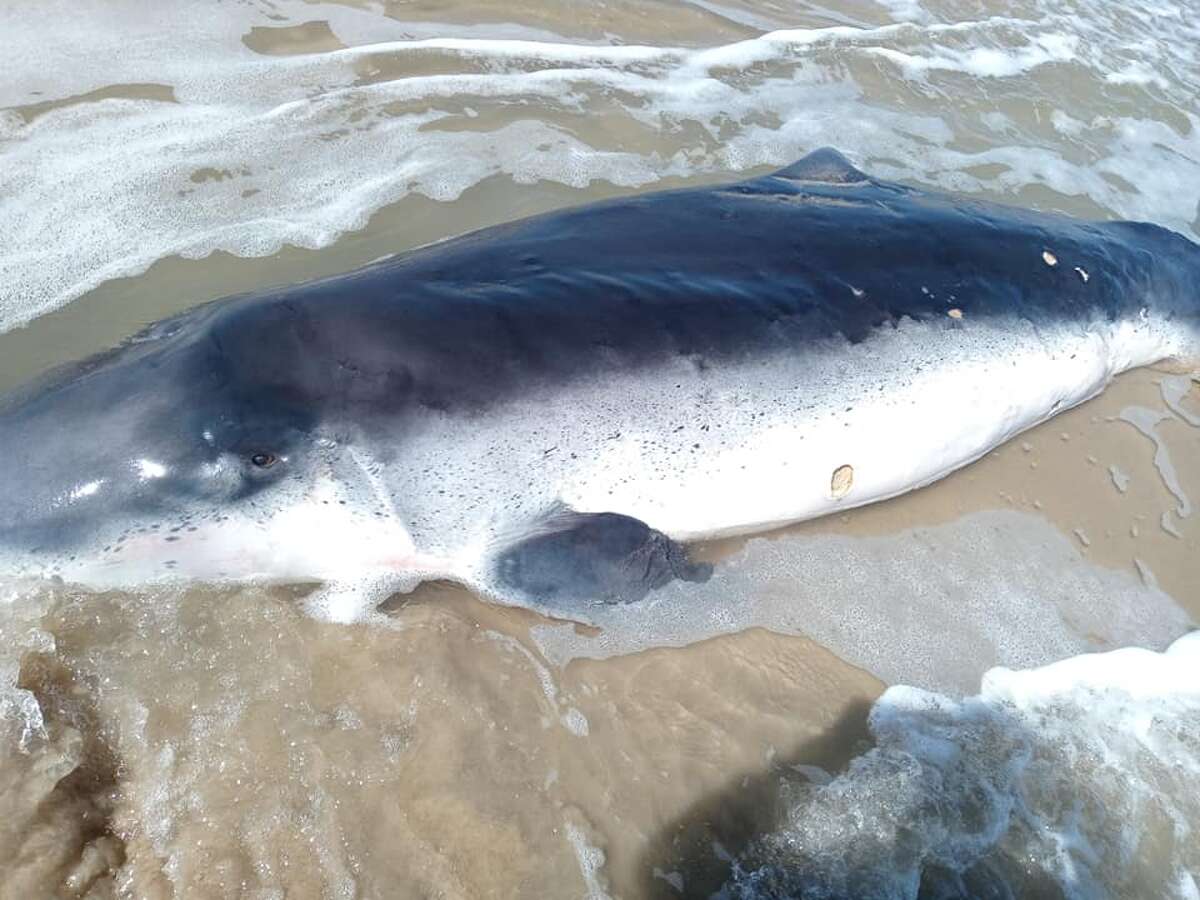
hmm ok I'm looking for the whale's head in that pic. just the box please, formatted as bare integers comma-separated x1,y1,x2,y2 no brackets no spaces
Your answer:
0,296,419,588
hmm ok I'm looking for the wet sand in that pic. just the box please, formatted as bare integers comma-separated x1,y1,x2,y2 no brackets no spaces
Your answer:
1,585,884,899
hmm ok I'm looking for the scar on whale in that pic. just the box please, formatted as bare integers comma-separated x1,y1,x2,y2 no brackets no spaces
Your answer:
831,464,854,499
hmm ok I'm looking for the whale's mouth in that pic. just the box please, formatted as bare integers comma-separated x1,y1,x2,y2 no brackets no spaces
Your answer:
28,482,453,595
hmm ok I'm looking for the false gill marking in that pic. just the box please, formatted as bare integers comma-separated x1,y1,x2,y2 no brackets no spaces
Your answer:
346,444,421,560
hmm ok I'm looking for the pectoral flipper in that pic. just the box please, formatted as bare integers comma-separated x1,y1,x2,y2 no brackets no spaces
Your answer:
494,509,712,606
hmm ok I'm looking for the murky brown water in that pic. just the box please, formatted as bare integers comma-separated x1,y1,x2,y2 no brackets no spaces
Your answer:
2,0,1199,897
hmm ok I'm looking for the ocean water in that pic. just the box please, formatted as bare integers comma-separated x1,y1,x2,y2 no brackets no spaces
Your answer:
724,632,1200,899
1,1,1199,897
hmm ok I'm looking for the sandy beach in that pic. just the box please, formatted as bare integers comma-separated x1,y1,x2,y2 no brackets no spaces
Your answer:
1,0,1198,896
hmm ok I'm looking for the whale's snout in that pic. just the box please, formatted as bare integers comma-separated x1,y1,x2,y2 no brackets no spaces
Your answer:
0,313,326,584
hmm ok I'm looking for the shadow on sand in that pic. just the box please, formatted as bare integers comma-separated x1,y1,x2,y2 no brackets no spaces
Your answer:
635,699,874,899
635,699,1071,900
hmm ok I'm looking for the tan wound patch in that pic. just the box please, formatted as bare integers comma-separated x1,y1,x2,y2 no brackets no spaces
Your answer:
831,464,854,499
1042,250,1058,267
947,308,964,319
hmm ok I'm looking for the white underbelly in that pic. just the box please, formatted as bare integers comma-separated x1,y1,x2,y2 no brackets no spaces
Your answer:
561,314,1186,540
390,311,1189,556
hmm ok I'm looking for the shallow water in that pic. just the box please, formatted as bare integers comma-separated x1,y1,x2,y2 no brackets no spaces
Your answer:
1,0,1199,897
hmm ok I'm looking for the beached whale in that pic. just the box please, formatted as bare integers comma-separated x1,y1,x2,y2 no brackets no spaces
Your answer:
0,149,1196,608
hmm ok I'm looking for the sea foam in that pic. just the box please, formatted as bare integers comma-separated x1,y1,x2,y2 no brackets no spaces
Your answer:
724,630,1200,898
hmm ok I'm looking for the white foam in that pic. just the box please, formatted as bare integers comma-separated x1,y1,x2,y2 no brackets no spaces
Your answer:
864,32,1078,79
1120,405,1192,518
725,631,1200,898
302,577,399,625
565,822,612,900
1107,61,1171,90
2,0,1198,332
1161,375,1200,427
875,0,930,24
0,583,56,753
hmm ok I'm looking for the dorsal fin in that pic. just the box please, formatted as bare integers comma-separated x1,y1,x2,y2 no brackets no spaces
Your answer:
773,148,868,184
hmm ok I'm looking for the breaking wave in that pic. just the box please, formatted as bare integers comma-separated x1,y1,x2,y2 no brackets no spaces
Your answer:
724,630,1200,899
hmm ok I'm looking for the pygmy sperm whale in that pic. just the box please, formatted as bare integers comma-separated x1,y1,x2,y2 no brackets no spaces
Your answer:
0,149,1196,611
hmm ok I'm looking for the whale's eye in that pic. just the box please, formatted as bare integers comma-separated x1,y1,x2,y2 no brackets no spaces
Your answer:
250,452,278,469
